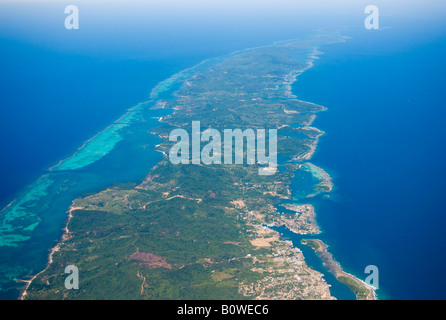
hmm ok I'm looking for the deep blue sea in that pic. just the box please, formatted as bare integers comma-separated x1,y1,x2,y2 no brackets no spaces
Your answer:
1,2,445,299
291,25,446,299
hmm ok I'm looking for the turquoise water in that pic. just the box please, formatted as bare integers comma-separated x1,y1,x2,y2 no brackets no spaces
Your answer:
1,2,445,300
0,100,170,298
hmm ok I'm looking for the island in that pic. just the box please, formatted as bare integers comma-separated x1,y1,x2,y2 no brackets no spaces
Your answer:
20,31,373,300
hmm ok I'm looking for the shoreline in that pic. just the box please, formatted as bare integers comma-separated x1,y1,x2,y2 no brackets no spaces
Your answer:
13,63,183,300
279,36,377,300
18,201,79,300
301,239,377,300
14,33,359,300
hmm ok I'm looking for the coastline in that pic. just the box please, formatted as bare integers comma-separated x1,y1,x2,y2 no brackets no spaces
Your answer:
299,162,333,192
18,202,78,300
17,33,366,300
301,239,377,300
273,35,377,300
12,66,182,300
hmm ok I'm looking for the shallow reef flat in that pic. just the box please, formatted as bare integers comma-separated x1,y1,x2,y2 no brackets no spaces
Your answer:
22,32,361,300
301,239,377,300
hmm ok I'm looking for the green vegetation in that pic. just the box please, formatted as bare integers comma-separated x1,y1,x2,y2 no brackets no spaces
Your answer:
25,34,344,300
301,239,321,252
337,276,371,300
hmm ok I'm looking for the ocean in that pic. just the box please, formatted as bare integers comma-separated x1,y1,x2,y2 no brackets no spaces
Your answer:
290,23,446,299
1,1,445,299
0,1,317,299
